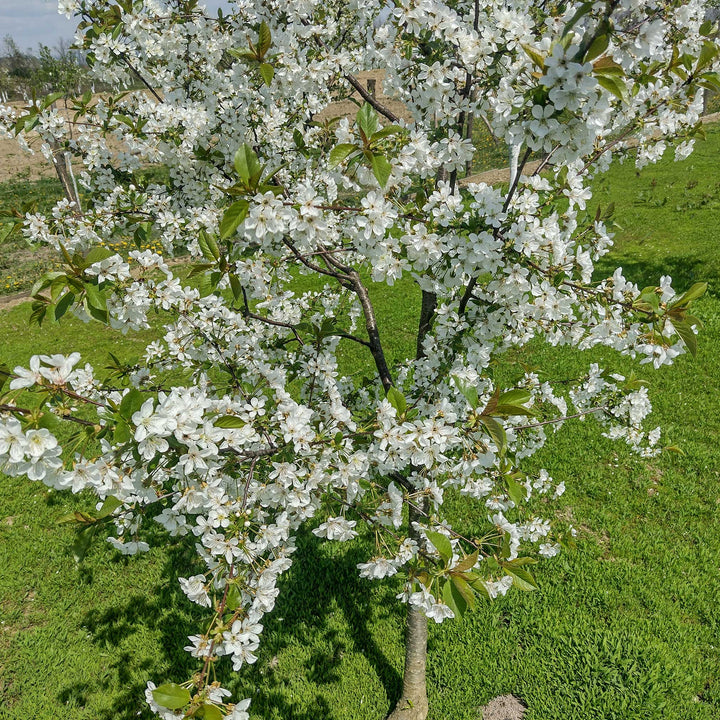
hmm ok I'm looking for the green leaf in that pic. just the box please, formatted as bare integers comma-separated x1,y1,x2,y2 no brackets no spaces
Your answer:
635,286,660,313
426,530,453,564
480,387,500,416
198,230,220,260
42,91,65,109
64,510,97,525
521,43,545,70
356,103,379,139
386,386,407,415
479,416,506,455
30,270,67,297
114,420,131,444
84,246,115,266
696,41,718,72
584,34,609,63
506,476,526,506
257,21,272,56
220,199,249,240
498,389,531,406
0,363,11,392
214,415,246,428
504,566,539,591
593,56,625,75
152,683,191,711
227,48,257,62
196,704,224,720
71,525,97,563
329,143,358,168
229,273,242,302
293,129,306,149
0,222,16,244
452,549,479,573
187,263,215,279
370,125,404,143
120,389,145,419
450,574,475,610
492,404,535,418
226,583,242,610
234,144,262,185
370,153,392,187
54,291,75,321
595,74,628,102
442,577,467,617
504,556,537,567
467,574,490,598
670,282,707,308
84,283,107,312
37,411,61,432
259,63,274,86
453,377,479,409
98,495,123,518
673,320,697,357
199,271,222,297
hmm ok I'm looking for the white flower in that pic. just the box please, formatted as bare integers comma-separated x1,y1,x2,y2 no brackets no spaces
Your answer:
313,516,358,541
357,557,398,579
10,357,43,389
179,575,211,607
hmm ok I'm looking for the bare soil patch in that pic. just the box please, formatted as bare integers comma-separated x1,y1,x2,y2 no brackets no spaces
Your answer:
481,694,526,720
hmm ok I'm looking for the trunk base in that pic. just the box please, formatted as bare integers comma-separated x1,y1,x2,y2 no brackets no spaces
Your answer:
386,694,429,720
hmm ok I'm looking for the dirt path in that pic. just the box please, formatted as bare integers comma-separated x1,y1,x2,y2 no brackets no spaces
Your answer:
0,291,33,311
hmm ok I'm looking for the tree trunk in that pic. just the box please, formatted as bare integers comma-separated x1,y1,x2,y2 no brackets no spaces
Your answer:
387,604,429,720
387,498,430,720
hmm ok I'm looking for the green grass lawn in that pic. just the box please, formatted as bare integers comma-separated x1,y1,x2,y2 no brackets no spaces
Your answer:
2,128,720,719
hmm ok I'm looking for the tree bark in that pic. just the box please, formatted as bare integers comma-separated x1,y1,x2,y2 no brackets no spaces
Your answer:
387,498,430,720
386,604,429,720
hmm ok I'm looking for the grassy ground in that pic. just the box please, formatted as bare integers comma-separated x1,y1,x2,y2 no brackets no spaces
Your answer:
2,129,720,718
0,177,64,294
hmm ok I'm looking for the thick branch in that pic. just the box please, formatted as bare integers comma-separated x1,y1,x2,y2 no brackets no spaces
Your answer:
415,291,437,360
343,73,400,123
348,270,394,392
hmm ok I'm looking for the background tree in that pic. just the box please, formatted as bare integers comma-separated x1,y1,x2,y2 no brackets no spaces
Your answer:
0,1,716,719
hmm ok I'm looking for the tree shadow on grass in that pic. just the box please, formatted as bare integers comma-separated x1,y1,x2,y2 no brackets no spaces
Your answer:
63,525,403,720
69,532,203,720
226,528,404,720
594,253,716,296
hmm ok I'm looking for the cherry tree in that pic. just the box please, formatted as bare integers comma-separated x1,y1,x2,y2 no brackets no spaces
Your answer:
0,1,716,718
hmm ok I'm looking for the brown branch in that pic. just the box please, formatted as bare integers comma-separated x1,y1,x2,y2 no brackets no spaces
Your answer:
348,270,394,392
416,291,437,360
283,239,353,286
513,406,607,431
0,404,95,427
241,287,304,345
118,53,163,103
343,74,400,123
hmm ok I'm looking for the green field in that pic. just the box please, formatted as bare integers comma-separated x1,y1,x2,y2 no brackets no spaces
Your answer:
1,128,720,719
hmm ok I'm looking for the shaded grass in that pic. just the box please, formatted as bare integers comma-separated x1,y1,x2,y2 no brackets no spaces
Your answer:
1,131,720,718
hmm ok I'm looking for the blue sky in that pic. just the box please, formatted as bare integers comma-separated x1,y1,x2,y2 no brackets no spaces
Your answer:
1,0,228,54
1,0,76,51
